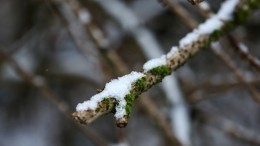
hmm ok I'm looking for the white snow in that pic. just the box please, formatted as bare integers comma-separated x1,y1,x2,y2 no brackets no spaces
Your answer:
179,32,200,47
196,16,223,34
76,71,144,119
167,46,179,58
179,0,239,47
217,0,239,21
143,55,167,72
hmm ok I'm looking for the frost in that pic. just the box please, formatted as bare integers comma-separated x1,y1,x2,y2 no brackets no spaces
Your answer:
143,55,167,72
76,71,144,119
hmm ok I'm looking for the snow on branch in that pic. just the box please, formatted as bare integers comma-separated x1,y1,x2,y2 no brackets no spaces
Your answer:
72,0,260,128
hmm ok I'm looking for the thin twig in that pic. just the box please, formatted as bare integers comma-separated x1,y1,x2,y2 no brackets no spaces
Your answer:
227,35,260,73
185,77,260,103
195,109,260,146
160,0,198,29
211,42,260,102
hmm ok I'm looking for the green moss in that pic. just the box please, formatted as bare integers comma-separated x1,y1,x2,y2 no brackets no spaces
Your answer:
210,29,222,41
125,91,136,118
104,98,110,110
149,65,171,76
135,77,147,92
234,0,260,24
95,108,101,112
234,7,250,23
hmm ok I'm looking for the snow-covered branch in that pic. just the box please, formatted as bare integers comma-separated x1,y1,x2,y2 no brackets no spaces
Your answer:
72,0,260,127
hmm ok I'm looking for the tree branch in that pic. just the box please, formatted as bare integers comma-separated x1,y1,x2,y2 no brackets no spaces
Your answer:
72,0,260,128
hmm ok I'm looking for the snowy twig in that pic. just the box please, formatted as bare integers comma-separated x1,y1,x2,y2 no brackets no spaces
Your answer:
163,0,260,102
97,0,190,145
0,49,108,146
72,0,259,127
51,0,178,143
69,3,182,145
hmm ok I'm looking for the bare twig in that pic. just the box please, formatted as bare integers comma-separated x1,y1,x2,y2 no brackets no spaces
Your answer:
211,43,260,102
46,0,111,81
227,35,260,73
185,77,260,103
196,109,260,146
187,0,204,5
160,0,198,29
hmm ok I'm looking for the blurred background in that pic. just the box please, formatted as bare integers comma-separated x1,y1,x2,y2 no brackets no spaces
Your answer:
0,0,260,146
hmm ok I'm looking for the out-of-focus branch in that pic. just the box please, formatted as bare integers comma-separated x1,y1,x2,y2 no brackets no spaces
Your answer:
0,48,108,146
227,35,260,73
195,109,260,146
185,77,260,103
160,0,198,29
72,0,259,127
211,42,260,101
46,0,110,81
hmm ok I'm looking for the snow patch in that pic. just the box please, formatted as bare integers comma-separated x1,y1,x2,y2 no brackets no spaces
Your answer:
143,55,167,72
179,0,239,47
76,71,144,119
217,0,239,21
167,46,179,58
